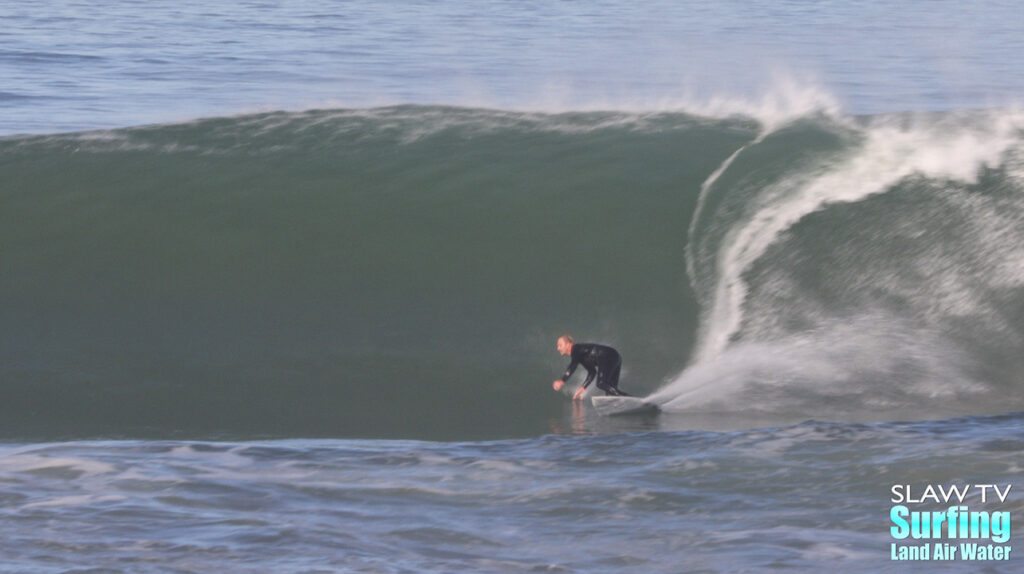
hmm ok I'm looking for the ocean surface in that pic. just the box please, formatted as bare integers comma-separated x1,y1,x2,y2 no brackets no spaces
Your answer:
3,1,1024,571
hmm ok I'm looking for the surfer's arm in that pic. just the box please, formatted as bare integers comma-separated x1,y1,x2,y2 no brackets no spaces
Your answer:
553,359,579,392
570,370,596,400
580,370,595,390
560,359,579,383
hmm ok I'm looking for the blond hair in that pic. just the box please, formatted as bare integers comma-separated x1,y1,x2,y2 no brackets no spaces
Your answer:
558,334,574,345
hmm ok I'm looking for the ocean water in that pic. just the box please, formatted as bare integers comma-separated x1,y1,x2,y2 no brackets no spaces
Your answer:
3,1,1024,571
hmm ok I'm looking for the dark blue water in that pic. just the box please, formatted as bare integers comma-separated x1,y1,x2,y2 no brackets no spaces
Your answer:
1,414,1021,573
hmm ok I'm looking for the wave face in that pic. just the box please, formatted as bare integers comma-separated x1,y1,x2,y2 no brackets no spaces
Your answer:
3,105,1023,439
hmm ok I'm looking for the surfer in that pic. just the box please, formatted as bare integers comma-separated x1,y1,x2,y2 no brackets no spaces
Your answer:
552,335,630,400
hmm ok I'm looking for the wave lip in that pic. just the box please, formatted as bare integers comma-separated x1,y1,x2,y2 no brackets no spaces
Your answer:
667,107,1024,423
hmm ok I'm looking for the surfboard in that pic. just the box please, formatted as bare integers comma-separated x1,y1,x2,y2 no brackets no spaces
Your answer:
591,396,659,416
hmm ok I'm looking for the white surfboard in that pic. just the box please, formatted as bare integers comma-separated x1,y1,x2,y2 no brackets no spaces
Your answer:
591,396,659,416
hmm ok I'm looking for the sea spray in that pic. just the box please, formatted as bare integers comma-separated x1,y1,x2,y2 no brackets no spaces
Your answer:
688,110,1024,364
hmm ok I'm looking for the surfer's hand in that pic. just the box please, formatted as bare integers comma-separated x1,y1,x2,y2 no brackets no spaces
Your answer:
572,386,585,400
553,380,564,391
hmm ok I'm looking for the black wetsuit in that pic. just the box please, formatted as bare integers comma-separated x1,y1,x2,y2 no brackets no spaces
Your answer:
560,343,629,396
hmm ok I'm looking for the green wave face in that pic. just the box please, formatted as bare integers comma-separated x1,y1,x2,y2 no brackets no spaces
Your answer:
4,106,1022,439
0,107,755,439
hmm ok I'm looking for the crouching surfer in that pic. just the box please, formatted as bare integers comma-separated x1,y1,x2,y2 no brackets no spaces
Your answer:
552,335,630,400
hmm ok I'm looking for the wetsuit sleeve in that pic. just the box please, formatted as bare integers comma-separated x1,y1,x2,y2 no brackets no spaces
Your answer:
561,358,579,382
580,369,596,389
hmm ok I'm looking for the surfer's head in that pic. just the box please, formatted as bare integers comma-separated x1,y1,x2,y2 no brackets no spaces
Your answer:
556,335,574,356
